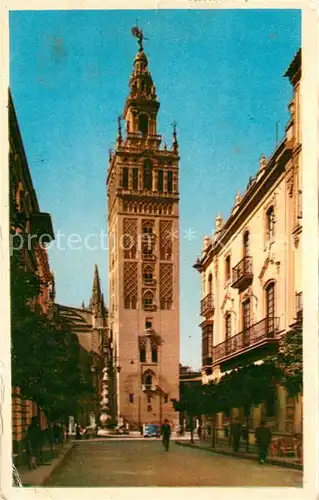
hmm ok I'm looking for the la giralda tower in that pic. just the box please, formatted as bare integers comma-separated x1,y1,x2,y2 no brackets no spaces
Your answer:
107,28,180,428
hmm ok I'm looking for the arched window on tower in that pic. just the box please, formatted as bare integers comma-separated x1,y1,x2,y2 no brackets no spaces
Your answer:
132,168,139,190
143,291,154,311
143,265,154,285
143,160,153,191
144,374,153,390
151,346,158,363
138,113,149,135
157,170,163,192
167,171,173,193
140,346,146,363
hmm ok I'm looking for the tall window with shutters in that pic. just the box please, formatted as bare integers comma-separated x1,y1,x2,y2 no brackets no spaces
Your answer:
132,168,138,190
157,170,163,192
225,313,232,353
122,167,129,189
266,206,275,242
242,299,250,346
266,282,275,334
143,160,153,191
167,171,173,193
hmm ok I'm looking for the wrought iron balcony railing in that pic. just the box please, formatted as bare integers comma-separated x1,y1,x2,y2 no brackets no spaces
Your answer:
126,132,162,141
200,293,214,316
231,256,253,289
143,277,156,286
142,253,156,261
212,316,279,364
143,303,157,312
202,356,212,368
142,384,156,392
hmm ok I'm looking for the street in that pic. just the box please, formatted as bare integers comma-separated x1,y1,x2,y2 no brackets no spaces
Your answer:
46,440,303,487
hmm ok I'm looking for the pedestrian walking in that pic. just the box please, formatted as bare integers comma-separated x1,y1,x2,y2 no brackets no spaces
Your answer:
161,419,171,452
75,423,82,440
53,422,61,445
197,424,202,440
65,426,69,443
255,420,272,464
230,417,242,452
46,423,55,457
25,416,43,470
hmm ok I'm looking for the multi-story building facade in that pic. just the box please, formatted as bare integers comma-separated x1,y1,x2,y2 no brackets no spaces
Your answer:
194,49,302,436
107,33,180,428
9,90,55,452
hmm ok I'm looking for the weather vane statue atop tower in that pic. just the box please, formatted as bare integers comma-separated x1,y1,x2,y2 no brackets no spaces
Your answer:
131,25,147,50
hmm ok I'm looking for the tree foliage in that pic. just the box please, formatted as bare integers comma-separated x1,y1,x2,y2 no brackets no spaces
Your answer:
11,201,95,422
172,361,282,418
268,326,303,397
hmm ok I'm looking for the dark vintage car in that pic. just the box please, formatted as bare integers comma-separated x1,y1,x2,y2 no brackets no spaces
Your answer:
143,424,161,438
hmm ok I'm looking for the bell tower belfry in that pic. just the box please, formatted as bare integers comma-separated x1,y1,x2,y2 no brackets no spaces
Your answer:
107,27,180,429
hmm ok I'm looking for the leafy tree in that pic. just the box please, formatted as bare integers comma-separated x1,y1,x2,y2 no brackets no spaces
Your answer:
10,200,96,423
268,326,302,397
172,384,203,443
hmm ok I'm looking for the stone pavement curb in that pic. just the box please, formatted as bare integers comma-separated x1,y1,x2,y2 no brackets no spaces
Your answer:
18,443,75,486
175,441,303,471
76,435,194,442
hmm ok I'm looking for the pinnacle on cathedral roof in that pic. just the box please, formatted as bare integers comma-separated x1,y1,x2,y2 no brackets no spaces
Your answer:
91,264,102,307
172,121,179,153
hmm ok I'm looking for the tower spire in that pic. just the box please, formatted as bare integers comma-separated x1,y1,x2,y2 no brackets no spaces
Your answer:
122,28,159,140
91,264,102,310
172,121,179,154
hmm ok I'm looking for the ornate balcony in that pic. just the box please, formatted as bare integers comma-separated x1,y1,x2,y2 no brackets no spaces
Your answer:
142,384,156,392
143,304,157,312
231,256,253,290
142,253,156,262
143,277,156,286
295,292,303,318
126,132,162,141
200,293,214,316
212,317,279,364
202,356,212,375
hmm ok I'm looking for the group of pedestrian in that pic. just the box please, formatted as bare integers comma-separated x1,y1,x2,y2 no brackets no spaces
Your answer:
75,422,83,440
229,417,272,463
25,417,68,470
52,421,66,445
25,416,42,470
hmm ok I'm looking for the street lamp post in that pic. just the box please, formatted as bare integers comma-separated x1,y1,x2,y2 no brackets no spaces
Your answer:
159,391,162,426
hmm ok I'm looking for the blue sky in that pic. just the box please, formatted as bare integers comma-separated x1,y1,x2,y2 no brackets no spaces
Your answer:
10,9,301,370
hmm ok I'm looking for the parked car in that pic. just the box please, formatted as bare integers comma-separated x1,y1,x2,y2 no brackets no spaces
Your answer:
143,424,161,438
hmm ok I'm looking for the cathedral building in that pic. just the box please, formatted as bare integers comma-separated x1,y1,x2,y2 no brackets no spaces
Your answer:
57,264,111,426
107,31,180,428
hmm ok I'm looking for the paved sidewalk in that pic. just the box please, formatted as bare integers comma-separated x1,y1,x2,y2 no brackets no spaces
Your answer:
175,439,303,471
15,443,74,486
